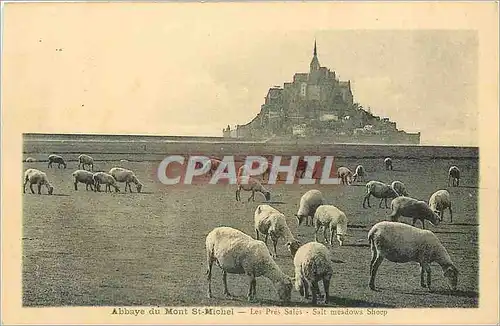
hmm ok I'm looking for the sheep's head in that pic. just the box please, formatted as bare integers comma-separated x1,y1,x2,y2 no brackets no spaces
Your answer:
263,191,271,201
295,213,306,226
136,183,143,193
47,184,54,195
276,278,292,303
443,264,459,291
63,162,67,169
285,240,301,257
337,234,346,246
427,209,441,226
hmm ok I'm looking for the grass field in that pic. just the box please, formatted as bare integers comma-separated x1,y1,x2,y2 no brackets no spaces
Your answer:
22,147,479,308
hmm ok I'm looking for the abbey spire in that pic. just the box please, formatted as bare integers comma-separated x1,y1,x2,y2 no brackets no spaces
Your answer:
310,39,320,72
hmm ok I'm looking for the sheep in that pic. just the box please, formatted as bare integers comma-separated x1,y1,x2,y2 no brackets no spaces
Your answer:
48,154,67,169
384,157,393,170
388,196,441,230
295,189,326,226
23,168,54,195
429,190,453,223
72,169,95,191
448,166,460,187
363,180,400,209
337,166,353,185
109,167,143,193
78,154,94,171
205,226,293,303
119,159,129,163
352,165,366,182
206,158,225,178
254,205,301,258
92,172,120,193
368,221,459,291
391,180,409,196
313,205,348,246
293,241,334,304
24,157,36,163
235,176,271,202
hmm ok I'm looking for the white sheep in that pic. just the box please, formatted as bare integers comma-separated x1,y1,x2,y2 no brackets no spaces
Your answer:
391,180,409,196
429,190,453,223
72,169,95,191
337,167,353,185
368,221,459,291
388,196,441,229
120,159,129,163
363,180,400,209
205,226,293,303
109,167,143,193
48,154,67,169
293,241,334,304
236,176,271,202
23,168,54,195
92,172,120,193
448,166,460,187
24,157,36,163
313,205,348,246
254,205,301,258
296,189,326,226
384,157,393,170
78,154,94,171
352,165,366,182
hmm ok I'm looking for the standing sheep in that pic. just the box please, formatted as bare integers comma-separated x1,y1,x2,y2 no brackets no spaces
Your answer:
448,166,460,187
254,205,301,258
352,165,366,182
368,221,459,291
313,205,349,246
109,167,143,193
388,196,441,230
429,190,453,223
48,154,67,169
93,172,120,193
296,189,326,227
363,180,400,209
337,167,353,185
391,180,409,196
72,170,95,191
205,226,293,303
78,154,94,171
293,242,334,304
236,176,271,202
23,168,54,195
384,157,393,171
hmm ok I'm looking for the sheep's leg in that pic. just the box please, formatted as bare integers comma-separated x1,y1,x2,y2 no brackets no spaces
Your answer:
369,255,384,290
329,225,335,246
247,276,256,301
425,265,432,289
264,234,269,245
449,205,453,223
385,198,390,208
323,226,328,244
412,218,417,227
420,264,426,287
301,277,310,299
314,221,320,242
235,189,239,201
272,237,278,258
23,178,28,193
222,271,231,297
75,181,79,191
206,253,214,299
378,198,384,208
255,229,260,240
311,281,319,304
128,183,132,192
363,193,371,208
29,183,35,194
37,184,42,194
421,219,426,230
91,163,93,171
323,277,331,303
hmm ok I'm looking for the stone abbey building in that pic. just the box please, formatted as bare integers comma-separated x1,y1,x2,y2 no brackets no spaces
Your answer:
223,41,420,144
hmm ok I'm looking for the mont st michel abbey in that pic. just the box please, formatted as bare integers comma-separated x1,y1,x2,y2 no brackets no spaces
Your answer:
223,42,420,144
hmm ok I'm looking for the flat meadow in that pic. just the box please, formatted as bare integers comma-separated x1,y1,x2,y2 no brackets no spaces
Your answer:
22,142,479,308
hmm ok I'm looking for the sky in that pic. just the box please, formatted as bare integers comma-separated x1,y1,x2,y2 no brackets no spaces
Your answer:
2,2,481,146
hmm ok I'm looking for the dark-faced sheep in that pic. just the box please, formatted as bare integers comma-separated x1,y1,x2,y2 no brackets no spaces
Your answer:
78,154,94,171
384,157,393,171
48,154,67,169
363,180,400,209
236,176,271,202
448,166,460,187
388,196,441,230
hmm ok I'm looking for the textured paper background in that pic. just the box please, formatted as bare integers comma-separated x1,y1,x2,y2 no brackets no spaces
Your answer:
2,1,499,324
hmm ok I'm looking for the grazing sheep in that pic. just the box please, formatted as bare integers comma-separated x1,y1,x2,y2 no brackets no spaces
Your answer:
448,166,460,187
72,170,95,191
109,167,143,193
120,159,129,163
48,154,67,169
78,154,94,171
384,157,393,171
92,172,120,193
388,196,441,229
205,226,293,303
296,189,326,226
429,190,453,223
363,180,400,209
24,157,36,163
236,176,271,202
254,205,301,258
391,180,409,196
23,168,54,195
337,167,353,185
368,221,459,291
352,165,366,182
313,205,348,246
293,242,334,304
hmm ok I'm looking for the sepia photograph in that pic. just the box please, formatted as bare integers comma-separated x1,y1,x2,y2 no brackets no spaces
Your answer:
2,1,499,325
